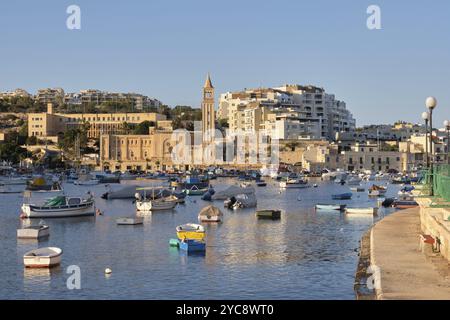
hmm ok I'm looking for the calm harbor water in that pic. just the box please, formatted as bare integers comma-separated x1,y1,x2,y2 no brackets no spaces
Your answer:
0,178,400,299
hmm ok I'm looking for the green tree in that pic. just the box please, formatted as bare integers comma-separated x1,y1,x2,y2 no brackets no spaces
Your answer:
133,121,155,134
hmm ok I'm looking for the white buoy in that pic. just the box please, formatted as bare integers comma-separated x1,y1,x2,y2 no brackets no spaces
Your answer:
105,268,112,274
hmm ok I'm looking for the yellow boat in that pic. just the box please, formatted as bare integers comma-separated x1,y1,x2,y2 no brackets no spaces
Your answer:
176,223,205,241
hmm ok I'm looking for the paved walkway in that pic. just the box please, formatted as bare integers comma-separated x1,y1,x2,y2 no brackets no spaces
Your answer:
371,208,450,300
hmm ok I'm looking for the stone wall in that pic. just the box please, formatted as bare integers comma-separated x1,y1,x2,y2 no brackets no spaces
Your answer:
415,197,450,262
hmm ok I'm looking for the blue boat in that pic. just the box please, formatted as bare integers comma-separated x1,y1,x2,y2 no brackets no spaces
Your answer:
179,239,206,253
332,192,352,200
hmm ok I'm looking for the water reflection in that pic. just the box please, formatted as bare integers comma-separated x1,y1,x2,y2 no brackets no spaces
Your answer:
0,178,403,299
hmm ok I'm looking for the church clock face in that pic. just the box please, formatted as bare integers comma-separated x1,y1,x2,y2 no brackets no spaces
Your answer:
205,91,212,98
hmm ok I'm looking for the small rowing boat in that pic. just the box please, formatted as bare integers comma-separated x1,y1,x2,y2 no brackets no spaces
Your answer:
331,193,352,200
17,225,50,239
23,247,62,268
315,204,346,211
176,223,205,241
345,207,378,216
256,209,281,220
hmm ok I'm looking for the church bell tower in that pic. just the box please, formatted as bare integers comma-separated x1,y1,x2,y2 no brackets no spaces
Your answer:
202,73,215,144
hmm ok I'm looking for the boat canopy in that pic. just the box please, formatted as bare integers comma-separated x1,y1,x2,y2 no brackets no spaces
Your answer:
198,205,223,217
44,196,66,206
212,185,255,200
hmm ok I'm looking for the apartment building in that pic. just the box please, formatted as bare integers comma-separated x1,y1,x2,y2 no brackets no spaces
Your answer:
36,88,65,105
218,85,355,141
28,103,168,139
0,88,31,99
64,90,162,110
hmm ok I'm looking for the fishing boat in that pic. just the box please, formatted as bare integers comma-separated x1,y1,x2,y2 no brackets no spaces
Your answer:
256,180,267,187
21,195,95,218
279,178,309,189
368,185,387,197
116,216,144,225
345,207,378,216
392,200,418,209
183,185,209,196
23,247,62,268
256,209,281,220
198,205,223,222
331,193,352,200
315,204,347,211
17,225,50,239
179,239,206,253
135,187,178,211
176,223,205,241
350,187,365,192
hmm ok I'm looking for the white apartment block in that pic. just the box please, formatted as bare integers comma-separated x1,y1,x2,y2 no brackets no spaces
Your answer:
218,85,355,141
0,88,31,99
36,88,65,105
64,90,162,110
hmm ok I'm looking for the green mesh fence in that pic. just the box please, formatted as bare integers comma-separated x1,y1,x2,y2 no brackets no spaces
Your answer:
432,165,450,201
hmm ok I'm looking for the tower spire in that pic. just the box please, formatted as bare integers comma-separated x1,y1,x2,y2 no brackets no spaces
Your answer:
204,73,214,88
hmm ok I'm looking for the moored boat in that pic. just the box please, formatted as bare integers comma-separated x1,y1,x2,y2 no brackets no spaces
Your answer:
21,195,95,218
350,187,365,192
17,225,50,239
136,197,177,211
179,239,206,253
198,205,223,222
183,185,209,196
256,209,281,220
116,217,144,225
345,207,378,216
279,178,309,189
392,200,418,209
176,223,205,241
23,247,62,268
331,193,352,200
368,185,387,197
135,187,178,211
315,204,346,211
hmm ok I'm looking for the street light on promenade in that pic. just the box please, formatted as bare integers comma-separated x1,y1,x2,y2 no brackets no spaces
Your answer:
422,112,429,168
426,97,437,196
444,120,450,165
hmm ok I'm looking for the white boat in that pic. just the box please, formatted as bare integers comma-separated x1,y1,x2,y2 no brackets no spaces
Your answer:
350,187,365,192
135,187,177,211
346,177,362,186
198,205,223,222
368,185,387,197
345,207,378,216
315,204,346,211
74,174,99,186
21,195,95,218
23,247,62,268
116,217,144,225
279,179,309,189
136,197,177,211
17,225,50,239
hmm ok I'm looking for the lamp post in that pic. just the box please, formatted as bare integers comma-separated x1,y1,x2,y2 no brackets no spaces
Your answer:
444,120,450,165
422,112,429,168
426,97,437,196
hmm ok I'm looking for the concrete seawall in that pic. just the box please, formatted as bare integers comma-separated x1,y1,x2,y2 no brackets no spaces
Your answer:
359,207,450,300
371,208,449,299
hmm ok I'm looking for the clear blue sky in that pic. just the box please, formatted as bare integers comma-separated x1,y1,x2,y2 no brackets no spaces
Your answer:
0,0,449,126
